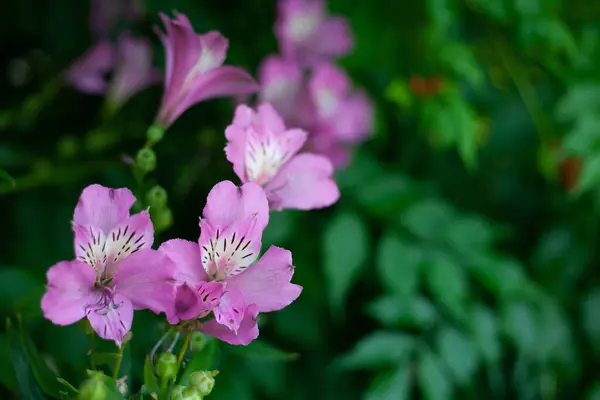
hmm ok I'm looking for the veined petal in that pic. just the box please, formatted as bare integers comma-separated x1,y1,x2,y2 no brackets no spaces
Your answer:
167,281,224,324
73,224,107,272
87,293,133,346
41,260,96,326
213,284,246,333
158,239,207,283
203,180,269,233
73,184,136,233
265,153,339,211
113,249,175,314
202,304,259,345
229,246,302,312
104,210,154,269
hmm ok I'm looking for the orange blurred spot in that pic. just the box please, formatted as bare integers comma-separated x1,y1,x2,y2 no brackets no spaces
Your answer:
559,157,582,191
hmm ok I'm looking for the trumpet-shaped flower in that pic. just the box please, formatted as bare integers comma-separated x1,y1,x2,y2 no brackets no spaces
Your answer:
66,42,115,94
41,184,175,345
275,0,353,66
159,181,302,345
225,103,339,210
154,13,259,128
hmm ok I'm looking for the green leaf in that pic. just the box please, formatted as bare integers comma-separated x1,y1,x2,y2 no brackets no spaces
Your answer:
355,173,415,217
556,84,600,121
418,350,452,400
6,319,46,400
90,352,119,366
401,200,455,241
468,257,527,297
443,215,496,256
561,113,600,156
323,212,370,314
424,251,468,318
470,305,501,363
363,366,411,400
0,167,15,187
376,233,422,297
468,0,509,21
437,328,479,384
56,377,78,394
368,295,438,328
438,43,484,88
582,289,600,355
228,339,299,362
142,355,160,395
385,79,413,109
179,338,217,386
0,267,44,317
501,301,537,355
338,331,415,370
573,154,600,196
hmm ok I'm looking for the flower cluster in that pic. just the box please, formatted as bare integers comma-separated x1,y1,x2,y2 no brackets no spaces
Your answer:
43,2,359,349
260,0,374,168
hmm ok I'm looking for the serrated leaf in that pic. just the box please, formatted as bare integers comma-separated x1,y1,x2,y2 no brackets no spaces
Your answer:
363,366,411,400
418,350,452,400
437,328,479,384
323,212,369,314
376,233,422,297
228,339,298,362
338,331,415,370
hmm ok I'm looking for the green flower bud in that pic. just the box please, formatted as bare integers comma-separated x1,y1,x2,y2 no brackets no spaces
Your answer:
147,124,165,145
135,148,157,173
181,387,204,400
146,185,168,209
189,370,217,396
77,376,107,400
170,385,186,400
156,352,178,381
153,207,173,233
190,332,207,353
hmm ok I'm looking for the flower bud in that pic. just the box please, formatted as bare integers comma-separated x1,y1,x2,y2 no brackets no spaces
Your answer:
181,387,204,400
147,124,165,145
146,185,168,209
156,352,178,381
189,370,217,396
136,148,157,173
153,207,173,233
170,385,186,400
77,376,107,400
190,332,207,353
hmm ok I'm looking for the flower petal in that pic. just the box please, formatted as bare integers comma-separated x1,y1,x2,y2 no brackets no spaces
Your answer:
105,210,154,268
113,249,175,314
167,281,224,324
258,55,302,119
229,246,302,312
202,304,259,345
225,123,249,182
66,42,115,94
158,239,207,284
313,17,354,58
265,153,339,211
331,91,374,143
73,184,136,233
87,293,133,346
203,180,269,232
213,284,246,333
73,224,107,271
41,260,96,326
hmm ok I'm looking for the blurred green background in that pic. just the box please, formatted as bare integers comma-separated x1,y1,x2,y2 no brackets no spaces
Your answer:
2,0,600,398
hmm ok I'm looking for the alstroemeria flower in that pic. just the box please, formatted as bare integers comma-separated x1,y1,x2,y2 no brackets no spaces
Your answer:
106,35,161,108
90,0,141,39
274,0,353,66
258,55,303,120
154,13,259,128
225,103,339,210
66,42,115,94
159,181,302,345
41,184,175,345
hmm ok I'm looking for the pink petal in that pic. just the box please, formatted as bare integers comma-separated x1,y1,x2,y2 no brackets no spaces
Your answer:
256,102,287,134
313,17,354,58
173,66,259,120
309,63,350,119
225,118,250,182
202,304,259,345
167,281,224,324
203,180,269,233
113,249,175,314
66,42,115,94
197,31,229,73
258,55,302,119
213,284,246,333
332,91,374,143
87,293,133,346
73,184,136,233
158,239,207,283
41,260,96,326
73,224,107,270
104,210,154,267
265,153,339,211
229,246,302,312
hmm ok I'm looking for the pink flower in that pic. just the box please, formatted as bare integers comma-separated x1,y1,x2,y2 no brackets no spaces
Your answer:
154,13,259,128
159,181,302,345
274,0,353,66
107,35,161,107
225,103,339,210
258,55,303,120
41,184,175,345
66,42,115,94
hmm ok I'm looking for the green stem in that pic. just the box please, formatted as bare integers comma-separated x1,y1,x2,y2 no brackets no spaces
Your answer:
176,331,192,373
112,342,126,380
89,333,96,370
